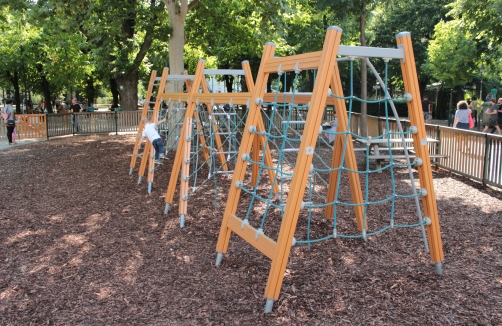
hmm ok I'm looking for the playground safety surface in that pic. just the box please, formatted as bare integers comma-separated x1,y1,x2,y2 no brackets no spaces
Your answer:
0,134,501,325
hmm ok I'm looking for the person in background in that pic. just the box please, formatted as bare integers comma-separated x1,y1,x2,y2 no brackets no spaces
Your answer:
469,96,480,128
69,98,82,131
491,87,497,101
453,100,471,130
485,93,492,104
497,98,502,131
1,99,17,145
88,103,95,112
140,116,166,164
482,98,502,134
422,96,432,123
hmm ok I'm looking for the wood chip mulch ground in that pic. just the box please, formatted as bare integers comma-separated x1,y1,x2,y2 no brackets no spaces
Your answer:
0,134,501,325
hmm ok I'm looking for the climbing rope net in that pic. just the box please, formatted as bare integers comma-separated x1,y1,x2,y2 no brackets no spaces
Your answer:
142,98,187,170
174,102,247,212
236,57,431,252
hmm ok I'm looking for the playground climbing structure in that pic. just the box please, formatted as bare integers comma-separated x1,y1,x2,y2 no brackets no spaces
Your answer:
163,61,279,227
213,26,444,313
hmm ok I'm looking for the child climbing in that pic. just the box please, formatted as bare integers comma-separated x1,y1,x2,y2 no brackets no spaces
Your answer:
322,118,338,145
140,116,167,163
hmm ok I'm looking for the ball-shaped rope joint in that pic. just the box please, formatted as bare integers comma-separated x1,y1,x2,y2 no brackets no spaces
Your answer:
255,98,263,105
185,136,191,141
241,153,250,161
420,188,428,197
310,164,314,172
182,194,189,201
292,237,297,246
327,88,333,96
423,217,432,225
409,126,418,134
248,125,257,133
404,93,413,102
183,176,190,181
235,180,243,188
414,157,423,166
318,126,323,135
184,158,190,164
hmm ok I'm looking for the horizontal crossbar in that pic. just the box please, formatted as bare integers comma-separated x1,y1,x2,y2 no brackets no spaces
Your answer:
369,154,449,160
227,214,276,260
204,69,246,76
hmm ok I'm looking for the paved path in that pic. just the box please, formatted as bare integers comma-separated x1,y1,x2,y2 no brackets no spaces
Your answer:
0,137,46,151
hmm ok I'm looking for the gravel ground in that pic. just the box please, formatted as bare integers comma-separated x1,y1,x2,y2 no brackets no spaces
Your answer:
0,134,501,325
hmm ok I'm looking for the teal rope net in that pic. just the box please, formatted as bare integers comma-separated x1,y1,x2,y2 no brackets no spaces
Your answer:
234,58,430,252
149,100,187,170
181,102,247,209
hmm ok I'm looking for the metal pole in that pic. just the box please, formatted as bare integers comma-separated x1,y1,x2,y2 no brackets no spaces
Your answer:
46,113,50,140
480,79,483,101
482,134,490,187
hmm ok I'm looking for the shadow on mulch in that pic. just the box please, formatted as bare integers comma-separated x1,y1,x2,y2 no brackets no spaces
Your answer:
0,134,501,325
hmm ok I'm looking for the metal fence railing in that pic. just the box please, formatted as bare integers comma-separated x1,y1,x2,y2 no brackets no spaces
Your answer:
2,110,501,189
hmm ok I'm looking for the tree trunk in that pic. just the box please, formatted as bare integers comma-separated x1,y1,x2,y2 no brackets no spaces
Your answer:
224,75,234,92
167,5,186,78
86,76,96,106
116,71,139,111
13,71,22,114
36,63,53,113
164,1,188,148
110,77,120,108
359,3,368,137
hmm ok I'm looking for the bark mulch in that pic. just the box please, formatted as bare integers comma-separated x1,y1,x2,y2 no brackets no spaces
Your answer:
0,134,501,325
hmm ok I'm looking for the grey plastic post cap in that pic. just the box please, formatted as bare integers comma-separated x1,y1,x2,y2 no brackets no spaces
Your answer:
396,31,411,38
241,60,249,64
198,59,206,63
327,26,343,32
265,42,276,47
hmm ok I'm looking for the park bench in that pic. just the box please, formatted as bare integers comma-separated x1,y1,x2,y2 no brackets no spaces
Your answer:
354,137,448,171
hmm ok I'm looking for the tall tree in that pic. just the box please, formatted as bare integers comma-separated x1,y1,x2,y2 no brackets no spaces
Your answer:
162,0,202,83
31,0,170,111
370,0,451,93
318,0,375,136
423,20,476,103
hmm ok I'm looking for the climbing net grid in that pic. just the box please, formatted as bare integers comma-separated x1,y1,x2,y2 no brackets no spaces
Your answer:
214,27,444,313
171,101,247,227
163,62,257,227
240,60,430,251
131,68,195,193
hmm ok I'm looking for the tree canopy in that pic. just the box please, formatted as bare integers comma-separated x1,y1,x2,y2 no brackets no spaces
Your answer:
0,0,499,116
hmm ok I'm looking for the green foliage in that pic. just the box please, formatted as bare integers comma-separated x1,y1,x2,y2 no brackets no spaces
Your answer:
369,0,451,90
424,20,476,88
447,0,502,83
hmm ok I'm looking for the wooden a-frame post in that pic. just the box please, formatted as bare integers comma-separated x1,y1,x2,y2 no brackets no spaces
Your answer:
397,32,444,273
129,69,159,176
165,61,279,225
214,26,343,313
